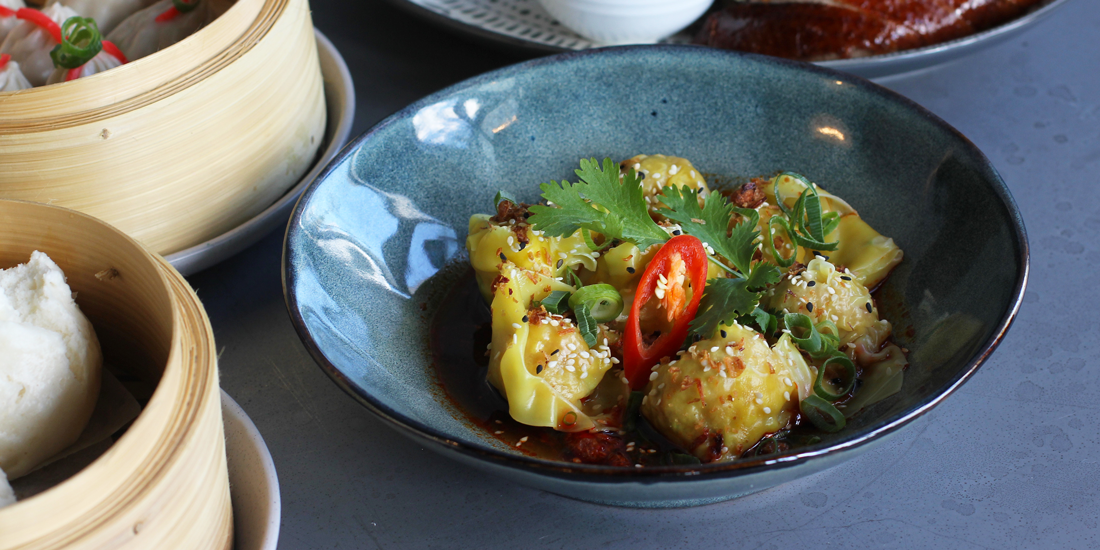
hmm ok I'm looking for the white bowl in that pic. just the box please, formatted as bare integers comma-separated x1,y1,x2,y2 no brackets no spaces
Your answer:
536,0,713,45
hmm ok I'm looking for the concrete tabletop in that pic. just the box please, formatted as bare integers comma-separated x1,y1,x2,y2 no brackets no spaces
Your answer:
192,1,1100,547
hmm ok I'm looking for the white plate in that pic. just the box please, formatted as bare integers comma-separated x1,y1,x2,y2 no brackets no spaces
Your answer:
166,30,357,276
387,0,1071,78
222,390,280,550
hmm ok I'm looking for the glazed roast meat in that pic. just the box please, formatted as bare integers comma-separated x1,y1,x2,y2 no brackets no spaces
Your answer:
694,0,1047,60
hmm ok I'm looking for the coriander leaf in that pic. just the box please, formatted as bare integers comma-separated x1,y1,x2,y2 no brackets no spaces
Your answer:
689,263,781,339
531,158,666,247
528,158,669,250
575,303,599,347
656,185,760,276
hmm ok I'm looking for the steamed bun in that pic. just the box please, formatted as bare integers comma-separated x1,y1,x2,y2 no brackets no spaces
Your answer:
0,251,102,479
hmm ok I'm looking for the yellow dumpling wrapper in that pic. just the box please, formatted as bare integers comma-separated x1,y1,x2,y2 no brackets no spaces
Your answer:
755,174,902,289
467,214,591,303
621,154,710,214
765,257,891,360
487,263,615,432
642,324,799,461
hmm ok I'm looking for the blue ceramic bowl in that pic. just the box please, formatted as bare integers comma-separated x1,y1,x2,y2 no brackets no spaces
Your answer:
283,45,1028,508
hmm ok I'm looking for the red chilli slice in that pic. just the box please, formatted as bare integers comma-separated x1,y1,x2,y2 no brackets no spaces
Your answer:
102,41,128,64
16,8,61,43
0,54,9,71
0,6,15,18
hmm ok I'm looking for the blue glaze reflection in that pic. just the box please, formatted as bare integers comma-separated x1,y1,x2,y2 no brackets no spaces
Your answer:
412,98,473,148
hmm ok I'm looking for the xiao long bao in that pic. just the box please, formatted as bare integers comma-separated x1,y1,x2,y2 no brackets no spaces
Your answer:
0,0,233,87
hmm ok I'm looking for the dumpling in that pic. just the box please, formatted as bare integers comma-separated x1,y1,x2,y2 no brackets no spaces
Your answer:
619,154,710,215
46,0,157,33
0,53,31,90
642,323,800,461
764,256,891,361
44,18,127,84
0,0,26,45
466,203,592,303
487,262,618,432
106,0,218,61
0,4,79,86
753,173,902,288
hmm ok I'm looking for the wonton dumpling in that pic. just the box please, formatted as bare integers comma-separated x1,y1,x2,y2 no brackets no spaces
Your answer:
642,324,799,461
46,0,157,33
0,3,79,86
0,252,102,479
765,257,891,361
466,212,592,303
487,263,617,432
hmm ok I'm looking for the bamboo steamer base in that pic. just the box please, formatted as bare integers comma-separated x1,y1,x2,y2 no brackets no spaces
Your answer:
0,200,232,550
0,0,326,257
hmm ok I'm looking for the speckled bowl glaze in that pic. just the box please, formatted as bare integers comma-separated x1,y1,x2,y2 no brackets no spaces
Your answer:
283,45,1028,508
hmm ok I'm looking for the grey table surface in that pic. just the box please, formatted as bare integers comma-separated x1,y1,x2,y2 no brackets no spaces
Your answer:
190,1,1100,548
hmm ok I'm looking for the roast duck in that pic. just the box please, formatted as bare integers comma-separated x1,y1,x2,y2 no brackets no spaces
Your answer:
694,0,1048,60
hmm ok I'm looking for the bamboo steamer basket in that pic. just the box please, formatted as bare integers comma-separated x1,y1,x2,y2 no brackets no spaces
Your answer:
0,199,232,549
0,0,326,257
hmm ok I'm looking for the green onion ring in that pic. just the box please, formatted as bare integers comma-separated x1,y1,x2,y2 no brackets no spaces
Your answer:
800,395,846,432
784,313,822,353
49,17,101,69
569,284,623,323
814,354,857,401
766,216,796,268
582,229,612,252
538,290,572,314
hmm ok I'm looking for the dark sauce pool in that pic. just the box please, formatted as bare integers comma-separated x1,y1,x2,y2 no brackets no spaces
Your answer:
429,269,828,467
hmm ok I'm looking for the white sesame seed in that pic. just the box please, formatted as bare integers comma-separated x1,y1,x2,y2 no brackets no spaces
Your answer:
580,351,591,359
756,398,764,404
512,322,522,329
725,346,734,355
649,371,659,381
494,430,503,434
784,391,791,400
566,365,576,372
655,288,666,299
580,372,588,379
634,163,641,170
827,287,836,295
764,407,772,414
784,377,793,386
512,334,517,344
568,344,577,351
710,346,720,353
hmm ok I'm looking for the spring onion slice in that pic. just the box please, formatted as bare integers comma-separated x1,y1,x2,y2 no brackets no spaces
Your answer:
569,284,623,323
574,303,600,347
50,17,101,69
539,290,572,314
766,216,796,268
493,190,517,208
784,313,823,354
582,229,613,252
814,354,857,401
800,394,846,433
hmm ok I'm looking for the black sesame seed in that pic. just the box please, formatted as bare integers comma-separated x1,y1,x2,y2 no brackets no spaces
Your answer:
551,349,559,355
806,302,814,312
522,315,528,323
523,211,531,218
807,281,816,287
865,302,873,313
626,267,636,274
556,259,564,269
773,331,782,338
536,365,543,374
639,171,647,179
518,242,527,251
672,230,682,235
499,252,507,261
720,330,727,338
840,275,851,281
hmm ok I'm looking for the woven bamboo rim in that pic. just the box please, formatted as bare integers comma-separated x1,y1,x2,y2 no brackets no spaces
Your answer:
0,0,327,256
0,199,232,550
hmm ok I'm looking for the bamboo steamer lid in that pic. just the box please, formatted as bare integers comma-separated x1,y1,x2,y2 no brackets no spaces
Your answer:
0,0,326,257
0,199,232,549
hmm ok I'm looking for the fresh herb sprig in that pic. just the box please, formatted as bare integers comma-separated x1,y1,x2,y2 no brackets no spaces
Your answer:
528,158,670,251
656,185,759,276
689,263,781,338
